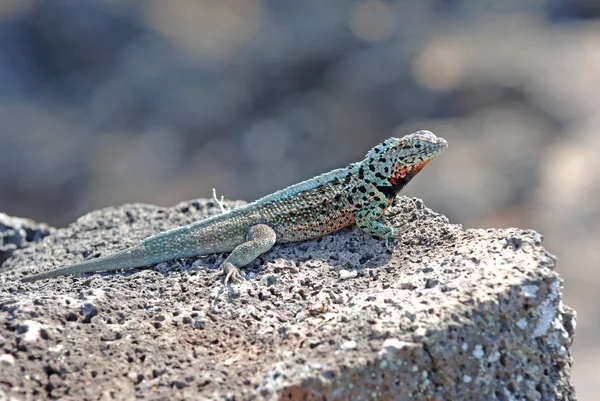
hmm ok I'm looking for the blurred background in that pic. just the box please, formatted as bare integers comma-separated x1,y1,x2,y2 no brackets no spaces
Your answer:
0,0,598,397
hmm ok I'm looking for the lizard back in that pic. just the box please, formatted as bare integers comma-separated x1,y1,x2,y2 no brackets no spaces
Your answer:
145,130,448,249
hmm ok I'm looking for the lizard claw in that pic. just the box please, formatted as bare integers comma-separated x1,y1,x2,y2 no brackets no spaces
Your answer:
384,222,414,249
392,222,413,238
221,262,246,285
384,235,399,250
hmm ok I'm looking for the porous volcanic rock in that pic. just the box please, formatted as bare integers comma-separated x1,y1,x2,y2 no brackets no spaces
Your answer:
0,197,576,400
0,213,53,266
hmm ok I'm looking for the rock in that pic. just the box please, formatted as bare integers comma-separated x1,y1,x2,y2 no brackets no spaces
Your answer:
0,197,576,400
0,212,53,266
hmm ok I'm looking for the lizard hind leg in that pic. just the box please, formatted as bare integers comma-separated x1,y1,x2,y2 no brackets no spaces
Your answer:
220,224,277,285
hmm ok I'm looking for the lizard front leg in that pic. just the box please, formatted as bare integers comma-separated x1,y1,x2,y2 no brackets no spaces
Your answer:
220,224,277,285
355,197,407,247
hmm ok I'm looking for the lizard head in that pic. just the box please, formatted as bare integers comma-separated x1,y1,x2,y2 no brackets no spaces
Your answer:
363,130,447,192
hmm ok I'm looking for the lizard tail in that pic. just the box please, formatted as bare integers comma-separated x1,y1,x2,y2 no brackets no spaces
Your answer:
21,244,151,283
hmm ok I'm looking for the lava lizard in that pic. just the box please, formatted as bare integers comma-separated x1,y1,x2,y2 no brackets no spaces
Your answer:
21,130,447,284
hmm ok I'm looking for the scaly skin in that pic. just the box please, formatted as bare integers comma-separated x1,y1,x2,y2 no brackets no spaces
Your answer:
21,130,448,284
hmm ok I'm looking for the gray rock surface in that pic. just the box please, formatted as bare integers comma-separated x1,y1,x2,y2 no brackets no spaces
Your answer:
0,213,53,266
0,198,576,400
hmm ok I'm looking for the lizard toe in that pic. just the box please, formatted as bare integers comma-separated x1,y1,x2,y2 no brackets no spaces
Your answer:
221,262,246,285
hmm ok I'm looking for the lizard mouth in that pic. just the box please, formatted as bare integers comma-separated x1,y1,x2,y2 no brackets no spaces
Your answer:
435,137,449,153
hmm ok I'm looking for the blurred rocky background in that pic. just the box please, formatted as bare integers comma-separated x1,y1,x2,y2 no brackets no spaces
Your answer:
0,0,598,397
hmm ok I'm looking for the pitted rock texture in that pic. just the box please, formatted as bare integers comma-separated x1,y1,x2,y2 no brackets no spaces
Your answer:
0,213,53,266
0,197,576,400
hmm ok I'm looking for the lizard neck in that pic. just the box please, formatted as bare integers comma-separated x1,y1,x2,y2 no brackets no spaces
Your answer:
360,159,427,201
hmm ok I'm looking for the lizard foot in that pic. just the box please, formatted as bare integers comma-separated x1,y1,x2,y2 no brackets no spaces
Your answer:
384,222,415,249
392,222,414,238
221,262,245,285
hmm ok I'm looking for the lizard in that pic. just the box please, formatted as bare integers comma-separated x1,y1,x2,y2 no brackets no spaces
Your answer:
20,130,448,284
